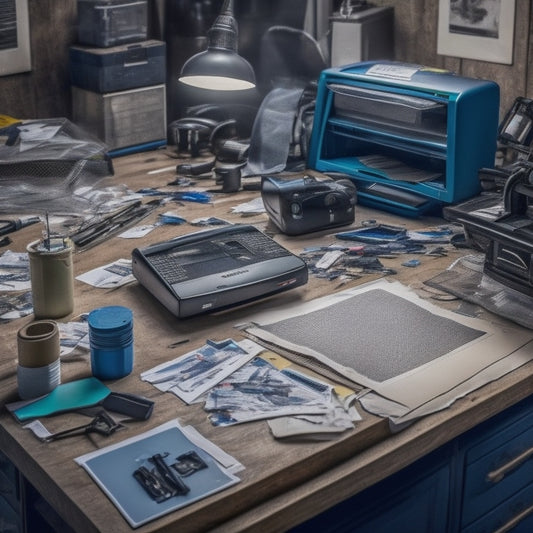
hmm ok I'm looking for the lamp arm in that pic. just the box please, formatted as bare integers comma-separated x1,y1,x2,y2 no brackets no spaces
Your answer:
207,0,239,52
221,0,233,17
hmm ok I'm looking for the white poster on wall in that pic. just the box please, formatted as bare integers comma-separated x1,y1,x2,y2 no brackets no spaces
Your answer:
0,0,31,75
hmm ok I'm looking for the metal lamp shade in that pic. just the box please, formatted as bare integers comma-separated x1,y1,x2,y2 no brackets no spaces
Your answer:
179,48,256,90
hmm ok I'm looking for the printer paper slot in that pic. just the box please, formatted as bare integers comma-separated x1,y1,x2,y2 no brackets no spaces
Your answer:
327,120,448,156
357,154,443,183
328,83,448,140
321,126,446,185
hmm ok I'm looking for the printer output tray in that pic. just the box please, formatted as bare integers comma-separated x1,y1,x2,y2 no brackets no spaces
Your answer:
132,224,308,318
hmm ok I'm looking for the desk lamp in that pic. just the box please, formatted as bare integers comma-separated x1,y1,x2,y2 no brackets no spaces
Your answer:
178,0,256,91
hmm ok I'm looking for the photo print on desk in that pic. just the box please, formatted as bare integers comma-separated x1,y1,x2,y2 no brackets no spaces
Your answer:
75,420,241,528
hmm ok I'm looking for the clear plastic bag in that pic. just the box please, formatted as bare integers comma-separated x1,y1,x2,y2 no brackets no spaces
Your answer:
0,118,113,213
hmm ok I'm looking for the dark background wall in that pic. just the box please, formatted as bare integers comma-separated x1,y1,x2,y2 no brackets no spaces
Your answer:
380,0,533,121
1,0,77,120
0,0,531,122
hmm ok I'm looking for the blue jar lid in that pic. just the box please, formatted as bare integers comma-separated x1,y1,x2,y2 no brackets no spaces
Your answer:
88,306,133,334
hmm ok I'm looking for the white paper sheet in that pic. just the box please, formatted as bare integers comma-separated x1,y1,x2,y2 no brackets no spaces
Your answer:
239,279,533,420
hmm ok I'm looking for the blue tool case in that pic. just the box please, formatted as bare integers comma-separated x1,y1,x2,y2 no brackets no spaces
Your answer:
307,61,500,216
69,40,166,93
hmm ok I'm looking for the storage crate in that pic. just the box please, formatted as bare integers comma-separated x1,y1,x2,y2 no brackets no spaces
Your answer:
77,0,148,47
69,40,166,93
72,84,166,151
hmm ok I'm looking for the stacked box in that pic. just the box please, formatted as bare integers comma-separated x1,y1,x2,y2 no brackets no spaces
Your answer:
71,0,166,154
77,0,148,48
72,85,167,151
69,40,166,93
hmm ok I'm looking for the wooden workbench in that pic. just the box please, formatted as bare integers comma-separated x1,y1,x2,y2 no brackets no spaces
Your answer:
1,150,532,532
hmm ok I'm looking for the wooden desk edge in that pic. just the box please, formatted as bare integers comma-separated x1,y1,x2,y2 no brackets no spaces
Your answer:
2,150,533,532
209,360,533,532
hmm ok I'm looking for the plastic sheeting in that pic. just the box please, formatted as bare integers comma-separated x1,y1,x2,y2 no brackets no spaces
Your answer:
0,118,113,214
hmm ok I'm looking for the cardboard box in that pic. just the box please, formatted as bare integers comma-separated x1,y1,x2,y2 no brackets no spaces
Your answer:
69,40,166,93
72,84,166,151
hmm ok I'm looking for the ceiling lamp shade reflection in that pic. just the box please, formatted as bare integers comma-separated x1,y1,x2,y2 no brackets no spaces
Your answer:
178,0,256,91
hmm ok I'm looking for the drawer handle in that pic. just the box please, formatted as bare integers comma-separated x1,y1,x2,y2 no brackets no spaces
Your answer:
487,446,533,484
492,502,533,533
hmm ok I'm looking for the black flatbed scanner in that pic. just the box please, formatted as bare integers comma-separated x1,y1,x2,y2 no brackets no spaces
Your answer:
132,224,308,318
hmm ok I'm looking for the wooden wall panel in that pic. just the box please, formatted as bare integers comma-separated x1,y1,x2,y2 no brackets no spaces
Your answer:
29,0,78,118
527,0,533,99
461,0,531,118
0,0,77,120
0,1,531,124
375,0,532,120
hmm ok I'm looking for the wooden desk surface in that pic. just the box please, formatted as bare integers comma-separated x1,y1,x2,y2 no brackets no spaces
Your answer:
1,150,532,532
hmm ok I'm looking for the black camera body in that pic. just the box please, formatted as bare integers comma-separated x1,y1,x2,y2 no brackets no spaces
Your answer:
261,174,357,235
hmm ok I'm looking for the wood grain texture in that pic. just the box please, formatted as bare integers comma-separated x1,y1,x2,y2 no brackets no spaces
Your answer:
0,1,531,122
1,150,533,532
0,0,76,120
370,0,531,119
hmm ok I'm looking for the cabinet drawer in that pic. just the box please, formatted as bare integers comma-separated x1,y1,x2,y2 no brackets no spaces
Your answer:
0,452,20,513
291,445,451,533
0,496,23,533
461,406,533,527
0,450,18,485
463,480,533,533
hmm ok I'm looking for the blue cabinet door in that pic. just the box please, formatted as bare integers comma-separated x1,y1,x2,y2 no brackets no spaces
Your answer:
291,445,451,533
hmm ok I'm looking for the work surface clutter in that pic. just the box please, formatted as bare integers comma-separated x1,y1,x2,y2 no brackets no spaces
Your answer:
1,147,533,531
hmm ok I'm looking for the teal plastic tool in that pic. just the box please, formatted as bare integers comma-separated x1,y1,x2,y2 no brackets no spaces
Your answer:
14,377,111,422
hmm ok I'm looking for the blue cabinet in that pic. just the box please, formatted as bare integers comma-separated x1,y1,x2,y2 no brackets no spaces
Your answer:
0,450,23,533
290,445,452,533
456,396,533,533
293,395,533,533
0,450,73,533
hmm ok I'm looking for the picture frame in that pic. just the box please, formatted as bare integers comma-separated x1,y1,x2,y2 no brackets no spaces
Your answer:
0,0,31,76
437,0,515,65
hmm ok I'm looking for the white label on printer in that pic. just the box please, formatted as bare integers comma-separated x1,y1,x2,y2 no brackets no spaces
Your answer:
366,64,419,81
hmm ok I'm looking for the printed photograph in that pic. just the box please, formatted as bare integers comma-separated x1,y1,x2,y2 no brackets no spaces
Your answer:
448,0,501,38
437,0,514,64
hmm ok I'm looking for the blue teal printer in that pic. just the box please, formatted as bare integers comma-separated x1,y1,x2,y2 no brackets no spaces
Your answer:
307,61,500,216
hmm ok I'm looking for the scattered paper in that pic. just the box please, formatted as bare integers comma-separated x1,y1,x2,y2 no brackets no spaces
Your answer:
76,259,134,288
205,358,338,426
231,197,265,215
58,318,89,357
141,339,263,404
315,250,344,270
0,291,33,322
0,250,30,291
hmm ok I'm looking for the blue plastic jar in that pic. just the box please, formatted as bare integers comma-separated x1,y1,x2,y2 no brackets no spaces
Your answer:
88,306,134,380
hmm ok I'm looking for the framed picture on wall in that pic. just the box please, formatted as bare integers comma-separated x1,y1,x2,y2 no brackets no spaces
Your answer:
437,0,515,64
0,0,31,76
